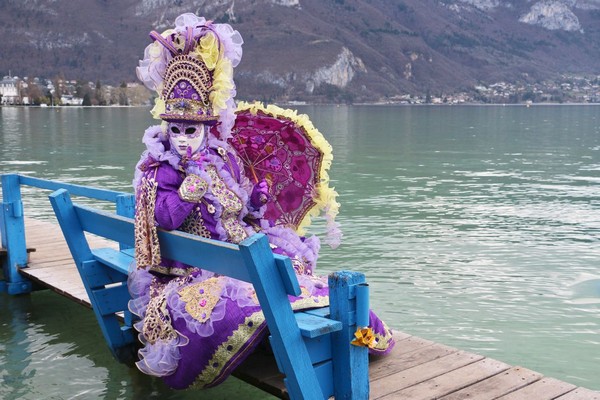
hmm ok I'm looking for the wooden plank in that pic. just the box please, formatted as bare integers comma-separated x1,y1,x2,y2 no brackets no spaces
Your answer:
27,245,71,257
19,175,126,202
294,311,341,338
20,264,79,280
378,358,510,400
92,248,133,276
368,336,437,381
439,366,542,400
556,387,600,399
27,258,76,268
28,246,71,255
23,218,48,227
370,350,485,399
26,232,65,243
496,377,577,400
23,241,68,251
233,349,287,399
25,227,63,240
388,330,412,341
25,275,85,298
370,342,457,381
92,284,130,315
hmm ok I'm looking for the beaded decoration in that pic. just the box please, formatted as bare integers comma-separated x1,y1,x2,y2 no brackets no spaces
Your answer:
205,165,248,244
178,277,222,324
180,207,212,239
143,288,178,344
134,174,161,269
161,55,218,123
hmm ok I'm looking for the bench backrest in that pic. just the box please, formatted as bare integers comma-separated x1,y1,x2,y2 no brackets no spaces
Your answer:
49,188,369,399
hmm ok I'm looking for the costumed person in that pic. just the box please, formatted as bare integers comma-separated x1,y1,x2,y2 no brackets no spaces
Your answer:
129,13,395,390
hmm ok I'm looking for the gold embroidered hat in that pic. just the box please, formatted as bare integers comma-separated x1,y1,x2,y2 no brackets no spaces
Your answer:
136,13,242,128
160,53,217,123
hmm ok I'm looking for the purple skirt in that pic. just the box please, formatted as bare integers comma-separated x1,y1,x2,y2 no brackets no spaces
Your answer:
128,266,395,389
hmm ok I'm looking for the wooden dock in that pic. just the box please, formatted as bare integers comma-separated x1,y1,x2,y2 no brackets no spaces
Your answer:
10,217,600,399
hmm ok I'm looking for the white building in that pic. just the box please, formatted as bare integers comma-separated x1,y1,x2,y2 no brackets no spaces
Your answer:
61,94,83,105
0,76,19,104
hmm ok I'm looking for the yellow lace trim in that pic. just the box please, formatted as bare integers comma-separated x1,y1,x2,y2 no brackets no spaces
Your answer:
178,277,222,323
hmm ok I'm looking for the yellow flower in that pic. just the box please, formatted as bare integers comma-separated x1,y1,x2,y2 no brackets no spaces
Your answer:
351,327,376,348
150,98,165,120
197,32,219,70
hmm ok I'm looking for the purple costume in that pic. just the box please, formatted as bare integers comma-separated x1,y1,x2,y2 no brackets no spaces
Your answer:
129,13,395,390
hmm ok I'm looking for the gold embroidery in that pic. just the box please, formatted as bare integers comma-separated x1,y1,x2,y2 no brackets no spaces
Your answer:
190,293,330,388
178,174,209,202
291,294,329,310
191,311,265,388
135,174,161,269
143,292,178,344
206,165,243,214
178,277,222,323
221,217,248,244
149,265,193,277
205,164,248,244
180,208,212,238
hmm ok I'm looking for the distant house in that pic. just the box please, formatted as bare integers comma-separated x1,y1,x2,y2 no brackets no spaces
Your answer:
60,94,83,105
0,76,19,104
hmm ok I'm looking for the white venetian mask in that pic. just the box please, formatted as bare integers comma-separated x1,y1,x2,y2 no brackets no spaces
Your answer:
167,122,206,156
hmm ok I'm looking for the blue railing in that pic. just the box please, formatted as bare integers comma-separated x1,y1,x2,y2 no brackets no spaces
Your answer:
0,174,134,295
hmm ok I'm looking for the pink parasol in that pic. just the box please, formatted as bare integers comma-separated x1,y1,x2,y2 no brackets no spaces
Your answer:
227,102,340,244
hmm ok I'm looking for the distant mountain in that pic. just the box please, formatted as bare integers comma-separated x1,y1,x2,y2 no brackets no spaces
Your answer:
1,0,599,102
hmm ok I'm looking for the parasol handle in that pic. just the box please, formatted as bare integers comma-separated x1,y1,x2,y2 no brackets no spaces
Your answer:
249,164,259,183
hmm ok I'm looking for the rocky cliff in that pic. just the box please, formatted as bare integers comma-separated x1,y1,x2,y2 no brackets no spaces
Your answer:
0,0,598,102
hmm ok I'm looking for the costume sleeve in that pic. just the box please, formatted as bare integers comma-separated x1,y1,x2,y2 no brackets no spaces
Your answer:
223,149,266,213
153,164,196,230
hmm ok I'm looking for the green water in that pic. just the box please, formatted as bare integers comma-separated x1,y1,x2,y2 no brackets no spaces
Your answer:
1,105,599,397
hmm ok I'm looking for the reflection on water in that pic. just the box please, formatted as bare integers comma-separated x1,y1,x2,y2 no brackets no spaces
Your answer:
1,105,599,393
0,291,274,400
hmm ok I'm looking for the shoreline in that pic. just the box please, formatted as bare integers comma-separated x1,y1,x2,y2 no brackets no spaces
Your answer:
2,102,600,109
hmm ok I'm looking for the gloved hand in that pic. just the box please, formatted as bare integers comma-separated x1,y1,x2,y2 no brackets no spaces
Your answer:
178,174,208,203
250,179,270,208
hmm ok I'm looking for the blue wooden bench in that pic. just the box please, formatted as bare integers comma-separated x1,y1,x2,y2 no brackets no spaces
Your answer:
1,174,135,295
49,188,371,399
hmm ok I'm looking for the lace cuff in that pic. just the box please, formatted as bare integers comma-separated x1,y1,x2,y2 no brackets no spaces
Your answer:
178,174,208,203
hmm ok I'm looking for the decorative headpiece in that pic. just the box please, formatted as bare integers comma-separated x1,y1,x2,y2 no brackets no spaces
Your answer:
137,14,243,135
161,54,216,123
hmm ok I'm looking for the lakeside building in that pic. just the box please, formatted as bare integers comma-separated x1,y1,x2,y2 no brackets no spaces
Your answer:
0,76,19,105
60,95,83,106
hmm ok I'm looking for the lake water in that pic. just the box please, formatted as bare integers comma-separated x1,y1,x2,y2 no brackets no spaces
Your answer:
1,105,599,398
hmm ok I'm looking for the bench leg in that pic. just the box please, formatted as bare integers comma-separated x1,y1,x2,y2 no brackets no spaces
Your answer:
329,271,369,400
1,174,32,295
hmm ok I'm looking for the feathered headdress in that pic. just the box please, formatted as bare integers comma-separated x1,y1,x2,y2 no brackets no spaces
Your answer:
136,13,243,138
